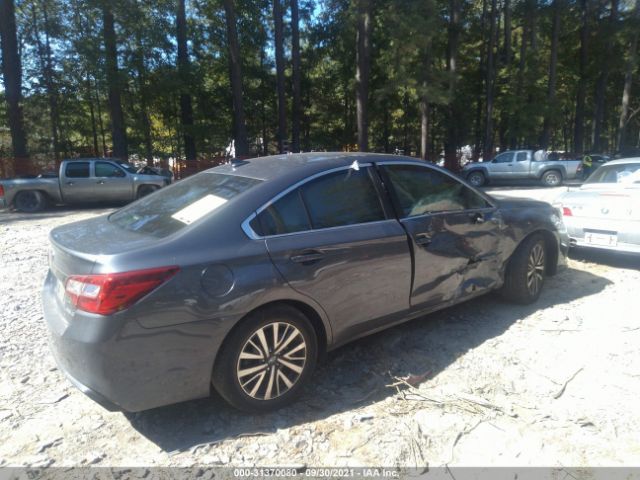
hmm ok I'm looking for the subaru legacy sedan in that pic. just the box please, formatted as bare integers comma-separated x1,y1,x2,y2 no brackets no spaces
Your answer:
44,153,568,413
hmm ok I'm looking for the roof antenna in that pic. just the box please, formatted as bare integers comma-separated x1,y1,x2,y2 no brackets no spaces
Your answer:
350,160,360,171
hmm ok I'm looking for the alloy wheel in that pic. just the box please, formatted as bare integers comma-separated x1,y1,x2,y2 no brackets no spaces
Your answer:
236,321,307,401
526,242,545,296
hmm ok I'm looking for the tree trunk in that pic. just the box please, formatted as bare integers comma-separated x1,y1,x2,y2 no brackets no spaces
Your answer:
541,0,561,149
503,0,511,63
0,0,28,160
420,91,429,161
32,2,61,161
592,0,619,152
444,0,460,170
473,0,488,161
135,34,153,163
102,4,127,160
574,0,588,154
291,0,301,153
177,0,197,162
85,76,100,157
617,0,640,150
273,0,287,153
223,0,249,157
483,0,498,160
356,0,372,152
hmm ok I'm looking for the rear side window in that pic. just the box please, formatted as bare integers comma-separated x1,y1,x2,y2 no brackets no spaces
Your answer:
65,162,90,178
110,172,262,238
301,168,385,229
383,164,489,216
253,190,311,236
516,152,528,162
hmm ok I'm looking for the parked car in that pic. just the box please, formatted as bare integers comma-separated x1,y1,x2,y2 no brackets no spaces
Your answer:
462,150,582,187
43,153,568,413
556,158,640,254
0,158,169,212
136,165,174,183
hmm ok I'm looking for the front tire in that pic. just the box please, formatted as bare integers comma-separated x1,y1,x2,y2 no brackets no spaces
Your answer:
499,234,547,304
467,171,486,187
212,305,318,413
541,170,562,187
14,190,47,212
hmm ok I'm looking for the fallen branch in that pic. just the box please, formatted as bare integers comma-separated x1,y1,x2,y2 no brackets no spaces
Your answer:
553,367,584,400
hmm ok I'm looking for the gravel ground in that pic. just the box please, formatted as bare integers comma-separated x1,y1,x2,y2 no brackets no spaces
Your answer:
1,190,640,468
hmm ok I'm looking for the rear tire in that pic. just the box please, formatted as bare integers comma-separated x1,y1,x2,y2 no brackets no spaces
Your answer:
14,190,47,212
499,233,547,304
136,185,157,199
541,170,562,187
212,304,318,413
467,171,486,187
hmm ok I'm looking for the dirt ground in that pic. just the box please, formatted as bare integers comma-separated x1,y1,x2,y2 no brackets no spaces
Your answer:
1,186,639,468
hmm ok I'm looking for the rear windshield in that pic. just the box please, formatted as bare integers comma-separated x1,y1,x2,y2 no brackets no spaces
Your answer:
585,163,640,184
109,172,262,237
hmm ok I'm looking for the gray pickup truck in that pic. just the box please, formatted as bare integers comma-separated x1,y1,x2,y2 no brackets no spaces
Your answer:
462,150,581,187
0,158,168,212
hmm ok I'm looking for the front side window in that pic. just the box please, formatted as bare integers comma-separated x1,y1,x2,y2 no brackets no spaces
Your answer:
65,162,90,178
382,164,489,217
493,152,514,163
110,172,262,238
300,168,385,229
95,162,125,178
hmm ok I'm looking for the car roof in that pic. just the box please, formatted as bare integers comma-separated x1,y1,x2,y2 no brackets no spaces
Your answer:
601,157,640,165
208,152,431,181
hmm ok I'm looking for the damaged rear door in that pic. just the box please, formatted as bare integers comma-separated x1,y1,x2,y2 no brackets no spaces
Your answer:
378,162,502,309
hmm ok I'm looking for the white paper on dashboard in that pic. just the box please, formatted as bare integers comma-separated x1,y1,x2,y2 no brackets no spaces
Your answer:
171,194,228,224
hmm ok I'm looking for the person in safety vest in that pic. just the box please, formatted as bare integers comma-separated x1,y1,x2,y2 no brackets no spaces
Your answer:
581,154,593,180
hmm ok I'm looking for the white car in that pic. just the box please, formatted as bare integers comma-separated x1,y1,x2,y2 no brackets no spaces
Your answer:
556,158,640,254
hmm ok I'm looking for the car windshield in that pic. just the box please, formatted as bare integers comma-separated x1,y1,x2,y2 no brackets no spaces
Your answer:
109,172,262,237
585,163,640,184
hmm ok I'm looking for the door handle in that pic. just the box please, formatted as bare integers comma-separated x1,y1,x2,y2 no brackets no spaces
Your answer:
97,180,105,184
415,233,432,246
290,251,325,264
66,181,74,186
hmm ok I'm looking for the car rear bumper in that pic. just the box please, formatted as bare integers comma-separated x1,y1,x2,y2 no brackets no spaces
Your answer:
42,270,227,412
564,217,640,254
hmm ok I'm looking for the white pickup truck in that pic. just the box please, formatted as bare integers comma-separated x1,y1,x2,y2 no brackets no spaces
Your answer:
462,150,582,187
0,158,168,212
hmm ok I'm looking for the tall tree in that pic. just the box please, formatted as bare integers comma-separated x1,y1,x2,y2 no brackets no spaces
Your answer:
177,0,197,162
31,1,62,160
483,0,498,159
617,0,640,150
541,0,562,149
0,0,28,159
592,0,619,152
444,0,460,169
102,3,127,160
574,0,588,154
355,0,372,152
223,0,249,156
291,0,302,153
273,0,287,153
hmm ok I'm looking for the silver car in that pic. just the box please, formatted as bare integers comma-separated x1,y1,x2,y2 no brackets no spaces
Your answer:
556,158,640,254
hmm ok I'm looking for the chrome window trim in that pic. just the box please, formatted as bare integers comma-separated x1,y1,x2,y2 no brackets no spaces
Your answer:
376,160,498,216
241,163,379,240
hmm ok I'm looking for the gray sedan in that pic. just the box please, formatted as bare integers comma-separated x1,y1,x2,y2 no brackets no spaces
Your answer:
43,153,568,413
556,158,640,254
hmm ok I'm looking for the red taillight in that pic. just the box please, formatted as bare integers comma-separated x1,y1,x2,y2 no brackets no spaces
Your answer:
562,207,573,216
0,184,5,197
65,266,179,315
